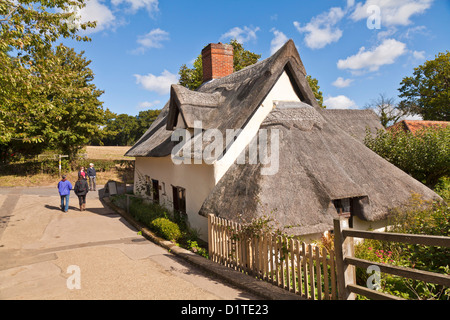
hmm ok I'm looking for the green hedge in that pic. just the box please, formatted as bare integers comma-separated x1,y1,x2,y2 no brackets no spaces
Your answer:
151,217,182,241
0,158,133,176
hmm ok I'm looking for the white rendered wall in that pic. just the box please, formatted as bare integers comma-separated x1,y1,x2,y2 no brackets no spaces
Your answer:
134,156,215,241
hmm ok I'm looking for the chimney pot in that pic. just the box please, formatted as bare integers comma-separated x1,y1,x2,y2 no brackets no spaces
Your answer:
202,43,234,83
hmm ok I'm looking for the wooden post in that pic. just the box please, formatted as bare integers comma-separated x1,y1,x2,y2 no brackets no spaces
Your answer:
334,217,356,300
58,154,68,176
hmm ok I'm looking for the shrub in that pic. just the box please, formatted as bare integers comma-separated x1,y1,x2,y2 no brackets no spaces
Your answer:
364,126,449,188
151,217,182,241
126,197,169,226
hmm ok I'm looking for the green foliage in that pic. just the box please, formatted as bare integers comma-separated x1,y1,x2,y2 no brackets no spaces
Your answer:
151,217,182,242
355,198,450,300
100,109,161,146
398,51,450,121
364,126,450,188
186,240,208,258
306,75,325,108
178,54,204,91
228,39,261,72
434,176,450,202
0,0,99,149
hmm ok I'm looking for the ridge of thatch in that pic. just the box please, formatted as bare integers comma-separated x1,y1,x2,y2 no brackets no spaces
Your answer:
125,39,318,158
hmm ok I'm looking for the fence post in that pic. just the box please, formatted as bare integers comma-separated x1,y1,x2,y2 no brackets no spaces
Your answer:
334,217,356,300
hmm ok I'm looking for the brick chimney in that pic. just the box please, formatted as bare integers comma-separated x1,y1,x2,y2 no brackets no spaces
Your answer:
201,43,234,83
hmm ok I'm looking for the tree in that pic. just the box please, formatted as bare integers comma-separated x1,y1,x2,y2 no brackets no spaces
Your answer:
364,94,408,128
2,45,106,160
0,0,96,149
306,75,325,108
100,109,161,146
102,114,138,146
178,39,261,91
398,51,450,121
135,109,161,139
364,126,450,188
41,45,106,159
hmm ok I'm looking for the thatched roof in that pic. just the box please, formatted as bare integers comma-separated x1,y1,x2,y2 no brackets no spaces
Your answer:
323,109,385,142
198,102,440,234
126,40,441,235
126,39,319,158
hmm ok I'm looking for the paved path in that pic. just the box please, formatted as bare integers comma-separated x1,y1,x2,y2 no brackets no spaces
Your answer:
0,186,260,300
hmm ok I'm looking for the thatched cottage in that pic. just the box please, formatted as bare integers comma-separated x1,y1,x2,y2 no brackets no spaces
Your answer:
126,40,440,241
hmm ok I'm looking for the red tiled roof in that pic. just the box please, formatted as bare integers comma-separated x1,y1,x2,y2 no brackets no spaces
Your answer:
387,120,449,134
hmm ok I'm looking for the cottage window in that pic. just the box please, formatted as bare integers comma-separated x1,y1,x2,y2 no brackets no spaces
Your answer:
152,179,159,204
172,186,186,219
332,198,353,227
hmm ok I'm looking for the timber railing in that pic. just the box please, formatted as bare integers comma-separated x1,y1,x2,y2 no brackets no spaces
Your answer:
208,214,337,300
334,217,450,300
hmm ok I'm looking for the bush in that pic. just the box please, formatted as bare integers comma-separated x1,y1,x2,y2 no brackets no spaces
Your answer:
364,126,450,188
151,217,182,241
126,197,169,226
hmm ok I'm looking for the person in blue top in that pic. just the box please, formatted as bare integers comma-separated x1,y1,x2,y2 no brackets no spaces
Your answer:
58,175,73,212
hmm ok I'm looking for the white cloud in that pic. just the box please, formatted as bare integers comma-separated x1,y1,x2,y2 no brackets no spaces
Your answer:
220,26,260,44
111,0,159,15
337,38,406,72
71,0,116,34
350,0,433,27
404,113,423,120
324,95,358,109
71,0,159,34
293,7,345,49
270,28,289,54
137,100,161,110
332,77,354,88
412,50,425,60
133,28,169,53
134,70,178,95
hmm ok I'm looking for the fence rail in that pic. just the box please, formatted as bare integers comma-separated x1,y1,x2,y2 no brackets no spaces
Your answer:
334,217,450,300
208,214,337,300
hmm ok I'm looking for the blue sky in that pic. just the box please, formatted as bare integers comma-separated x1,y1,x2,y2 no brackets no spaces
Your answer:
65,0,450,117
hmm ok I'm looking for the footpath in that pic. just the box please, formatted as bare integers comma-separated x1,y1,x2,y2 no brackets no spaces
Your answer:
0,186,279,300
102,194,302,300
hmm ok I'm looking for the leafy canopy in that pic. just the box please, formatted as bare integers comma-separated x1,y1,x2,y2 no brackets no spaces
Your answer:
398,51,450,121
100,109,161,146
0,0,107,160
364,126,450,188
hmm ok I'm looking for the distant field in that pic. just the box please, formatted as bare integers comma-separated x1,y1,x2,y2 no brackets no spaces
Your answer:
86,146,134,160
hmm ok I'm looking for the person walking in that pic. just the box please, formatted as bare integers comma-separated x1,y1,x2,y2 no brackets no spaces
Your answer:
78,166,87,180
74,176,89,211
87,163,97,191
58,175,72,213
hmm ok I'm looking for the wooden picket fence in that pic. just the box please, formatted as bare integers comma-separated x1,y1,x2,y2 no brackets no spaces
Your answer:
208,214,337,300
